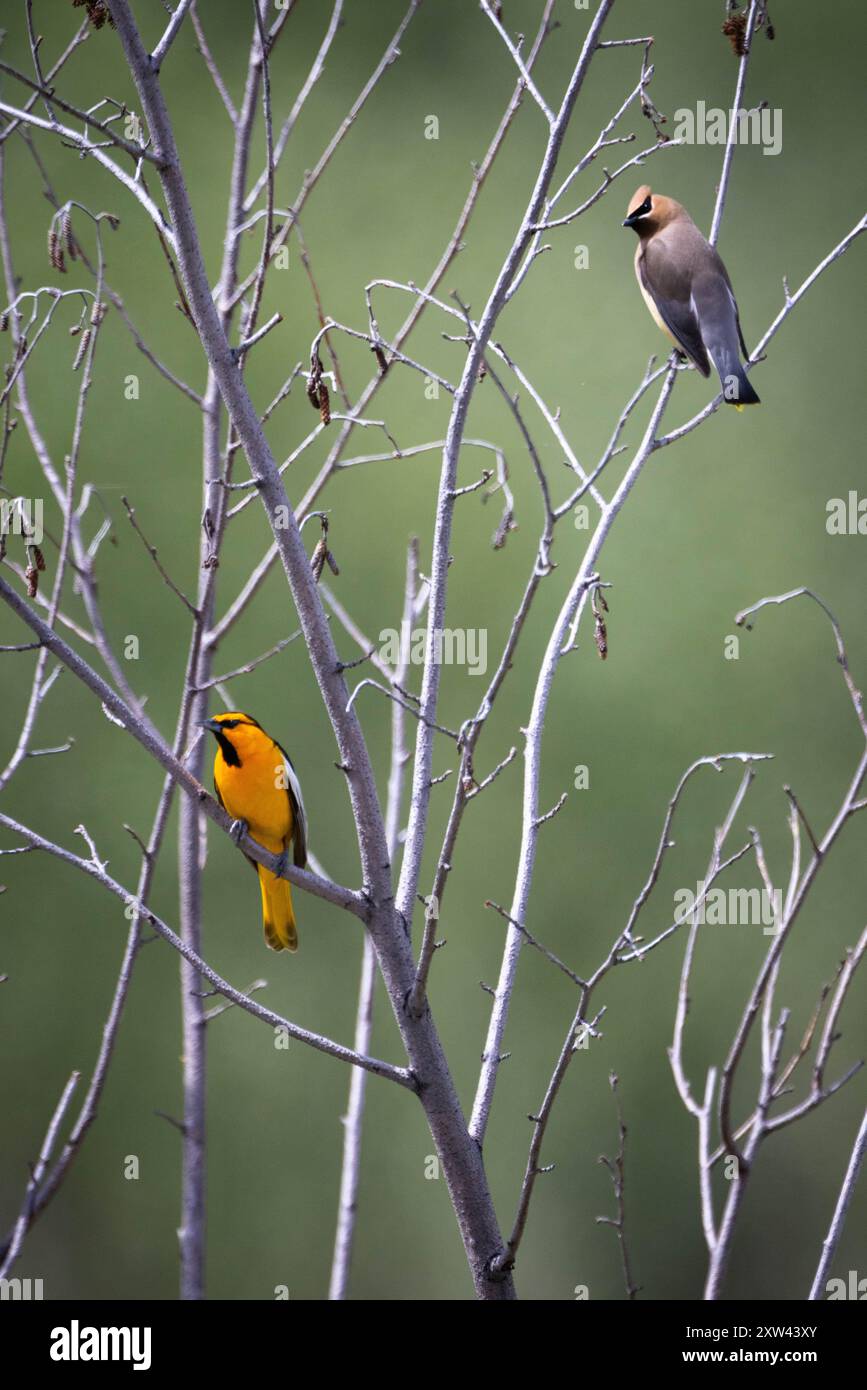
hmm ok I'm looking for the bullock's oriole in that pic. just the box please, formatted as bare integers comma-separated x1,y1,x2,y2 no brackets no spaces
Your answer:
201,712,308,952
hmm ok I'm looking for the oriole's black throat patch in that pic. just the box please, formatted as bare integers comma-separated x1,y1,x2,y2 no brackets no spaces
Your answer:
215,730,241,767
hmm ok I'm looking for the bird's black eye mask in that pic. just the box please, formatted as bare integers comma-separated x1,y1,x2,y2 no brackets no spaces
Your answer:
623,196,652,228
210,714,262,765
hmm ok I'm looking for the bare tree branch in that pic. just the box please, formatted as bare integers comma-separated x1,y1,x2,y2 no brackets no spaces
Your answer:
808,1107,867,1300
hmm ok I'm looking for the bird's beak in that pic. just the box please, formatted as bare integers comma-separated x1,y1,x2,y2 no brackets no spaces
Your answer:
622,214,637,228
198,718,220,733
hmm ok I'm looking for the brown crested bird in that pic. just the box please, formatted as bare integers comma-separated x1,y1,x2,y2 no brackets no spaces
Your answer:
623,185,760,408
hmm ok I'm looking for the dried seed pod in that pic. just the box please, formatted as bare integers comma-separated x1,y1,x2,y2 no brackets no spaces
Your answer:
318,379,331,426
60,209,74,258
48,227,66,273
72,0,116,30
493,508,516,550
72,327,92,371
310,538,327,582
90,301,107,326
25,542,45,594
594,611,608,661
592,587,610,659
0,311,8,333
325,548,340,576
372,343,389,375
722,13,748,56
306,350,324,411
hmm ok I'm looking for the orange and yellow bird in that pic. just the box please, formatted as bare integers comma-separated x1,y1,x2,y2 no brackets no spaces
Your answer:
201,712,308,952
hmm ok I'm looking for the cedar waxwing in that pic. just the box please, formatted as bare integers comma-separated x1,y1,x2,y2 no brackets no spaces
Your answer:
623,185,760,408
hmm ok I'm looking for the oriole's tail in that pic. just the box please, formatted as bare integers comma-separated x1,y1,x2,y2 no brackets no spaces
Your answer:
258,864,298,952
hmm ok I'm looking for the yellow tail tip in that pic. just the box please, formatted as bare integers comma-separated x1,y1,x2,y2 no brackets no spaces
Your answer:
264,920,298,952
259,866,299,952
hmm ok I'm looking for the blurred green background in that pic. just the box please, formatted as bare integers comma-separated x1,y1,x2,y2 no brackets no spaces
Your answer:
1,0,866,1301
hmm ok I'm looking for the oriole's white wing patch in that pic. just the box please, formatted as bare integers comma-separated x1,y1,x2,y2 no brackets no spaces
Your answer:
283,753,308,865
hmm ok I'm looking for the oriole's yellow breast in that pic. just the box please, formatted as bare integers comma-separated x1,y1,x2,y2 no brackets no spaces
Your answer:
214,735,292,852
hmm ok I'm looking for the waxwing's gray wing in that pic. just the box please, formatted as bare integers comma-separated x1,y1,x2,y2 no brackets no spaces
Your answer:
638,235,711,377
691,266,761,407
